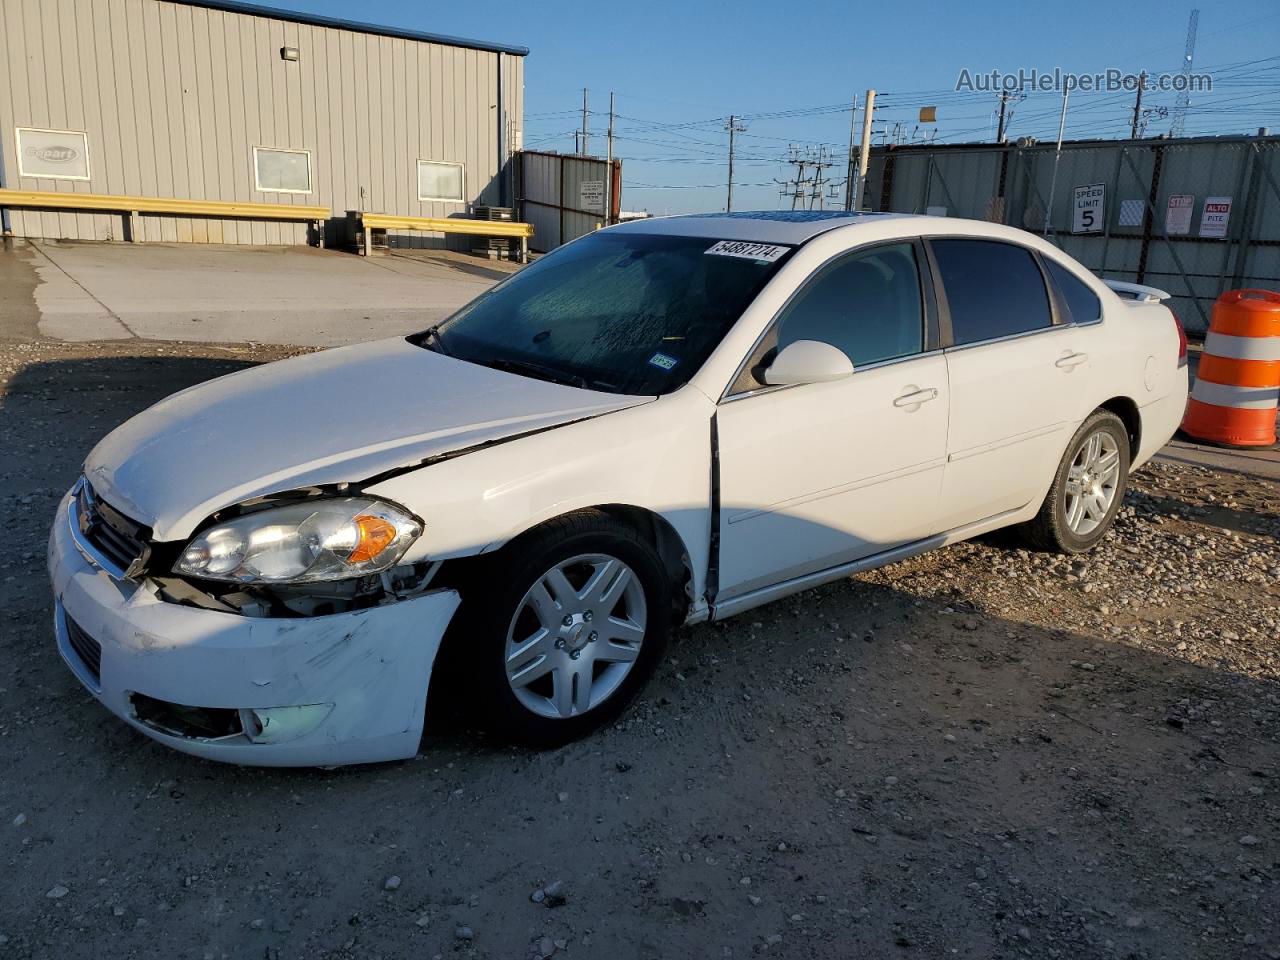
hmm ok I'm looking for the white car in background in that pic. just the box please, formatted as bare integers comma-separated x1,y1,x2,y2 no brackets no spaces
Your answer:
48,211,1189,767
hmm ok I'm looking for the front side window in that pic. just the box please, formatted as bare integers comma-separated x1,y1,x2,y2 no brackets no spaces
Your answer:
773,242,925,367
931,239,1052,345
417,160,465,202
417,232,791,395
1044,257,1102,324
252,146,312,193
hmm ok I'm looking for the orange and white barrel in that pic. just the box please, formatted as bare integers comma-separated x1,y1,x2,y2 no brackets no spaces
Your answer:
1181,289,1280,447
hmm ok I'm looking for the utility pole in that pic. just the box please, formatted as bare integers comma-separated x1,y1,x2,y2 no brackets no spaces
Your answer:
581,88,589,155
1171,10,1199,137
606,91,615,225
780,145,839,210
777,145,808,210
808,145,840,209
1129,71,1147,139
843,94,858,211
993,89,1024,213
724,115,746,212
852,89,875,211
994,89,1024,143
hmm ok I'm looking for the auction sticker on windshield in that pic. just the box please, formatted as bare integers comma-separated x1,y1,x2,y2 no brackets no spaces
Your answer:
704,240,789,262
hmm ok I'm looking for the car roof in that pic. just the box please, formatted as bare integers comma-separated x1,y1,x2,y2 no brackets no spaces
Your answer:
608,210,920,245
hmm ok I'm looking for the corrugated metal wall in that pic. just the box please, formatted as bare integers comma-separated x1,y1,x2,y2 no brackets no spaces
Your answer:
0,0,524,245
518,151,620,252
868,137,1280,333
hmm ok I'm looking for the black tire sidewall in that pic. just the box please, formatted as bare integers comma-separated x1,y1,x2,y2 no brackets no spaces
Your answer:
463,520,671,746
1050,413,1131,552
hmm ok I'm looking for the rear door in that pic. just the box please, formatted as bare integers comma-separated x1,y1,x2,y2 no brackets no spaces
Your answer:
930,238,1087,530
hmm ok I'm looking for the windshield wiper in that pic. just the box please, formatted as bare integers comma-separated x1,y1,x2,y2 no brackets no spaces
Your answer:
478,357,591,390
415,323,451,356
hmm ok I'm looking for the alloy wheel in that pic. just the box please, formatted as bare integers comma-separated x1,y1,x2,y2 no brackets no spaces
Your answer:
1064,430,1121,536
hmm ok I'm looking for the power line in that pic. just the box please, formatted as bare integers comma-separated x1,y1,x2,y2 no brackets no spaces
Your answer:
557,39,1280,210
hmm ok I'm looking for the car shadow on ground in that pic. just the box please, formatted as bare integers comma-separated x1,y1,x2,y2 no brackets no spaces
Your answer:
1,348,1276,958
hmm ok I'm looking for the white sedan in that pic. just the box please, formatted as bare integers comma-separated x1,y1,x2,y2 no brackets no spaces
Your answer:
48,211,1189,766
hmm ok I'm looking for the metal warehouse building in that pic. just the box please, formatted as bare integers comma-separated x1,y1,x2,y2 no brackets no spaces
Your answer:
0,0,526,245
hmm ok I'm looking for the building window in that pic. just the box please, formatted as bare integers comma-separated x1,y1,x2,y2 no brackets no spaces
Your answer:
16,127,91,180
417,159,465,202
252,146,312,194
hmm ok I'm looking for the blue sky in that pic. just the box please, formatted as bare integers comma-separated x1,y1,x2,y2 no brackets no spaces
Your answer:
266,0,1278,214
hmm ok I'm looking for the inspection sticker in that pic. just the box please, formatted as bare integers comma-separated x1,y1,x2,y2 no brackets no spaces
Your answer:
648,352,679,371
704,240,789,263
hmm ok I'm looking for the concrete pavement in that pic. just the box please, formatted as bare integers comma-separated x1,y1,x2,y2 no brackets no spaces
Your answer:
1156,438,1280,481
12,239,516,347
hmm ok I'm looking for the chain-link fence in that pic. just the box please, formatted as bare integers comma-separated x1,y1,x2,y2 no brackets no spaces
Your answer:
866,135,1280,334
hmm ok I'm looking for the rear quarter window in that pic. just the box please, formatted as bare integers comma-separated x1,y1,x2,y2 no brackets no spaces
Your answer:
1044,258,1102,324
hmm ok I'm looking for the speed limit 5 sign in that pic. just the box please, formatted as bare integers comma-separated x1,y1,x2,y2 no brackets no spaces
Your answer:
1072,183,1105,234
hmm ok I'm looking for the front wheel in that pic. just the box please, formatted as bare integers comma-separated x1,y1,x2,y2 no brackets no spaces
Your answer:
1020,409,1130,553
459,510,671,747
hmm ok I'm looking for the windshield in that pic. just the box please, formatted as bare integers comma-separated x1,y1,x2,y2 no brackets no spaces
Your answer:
412,231,792,395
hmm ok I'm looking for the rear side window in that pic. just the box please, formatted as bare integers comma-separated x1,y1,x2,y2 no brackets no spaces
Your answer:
1044,258,1102,324
931,239,1052,345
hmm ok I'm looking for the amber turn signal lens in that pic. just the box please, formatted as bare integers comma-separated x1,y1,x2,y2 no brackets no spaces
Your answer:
346,514,398,564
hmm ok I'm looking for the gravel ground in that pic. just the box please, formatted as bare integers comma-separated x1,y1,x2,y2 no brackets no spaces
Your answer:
0,338,1276,960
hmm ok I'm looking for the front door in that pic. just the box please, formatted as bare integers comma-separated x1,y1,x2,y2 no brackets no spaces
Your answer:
715,241,950,601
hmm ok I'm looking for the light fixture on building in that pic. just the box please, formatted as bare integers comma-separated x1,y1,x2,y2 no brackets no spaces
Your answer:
280,46,299,61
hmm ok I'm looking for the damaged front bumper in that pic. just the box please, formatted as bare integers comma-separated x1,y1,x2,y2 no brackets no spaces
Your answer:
47,491,460,767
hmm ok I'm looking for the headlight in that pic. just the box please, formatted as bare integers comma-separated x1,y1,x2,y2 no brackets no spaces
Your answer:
174,498,421,583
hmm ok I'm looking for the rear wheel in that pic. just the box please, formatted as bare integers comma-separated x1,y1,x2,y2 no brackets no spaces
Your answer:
458,510,671,747
1020,409,1130,553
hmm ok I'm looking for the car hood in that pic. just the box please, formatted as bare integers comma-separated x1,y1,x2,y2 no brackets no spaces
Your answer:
84,337,650,541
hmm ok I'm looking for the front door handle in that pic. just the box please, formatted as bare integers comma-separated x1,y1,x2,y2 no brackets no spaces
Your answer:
1056,351,1088,369
893,386,939,409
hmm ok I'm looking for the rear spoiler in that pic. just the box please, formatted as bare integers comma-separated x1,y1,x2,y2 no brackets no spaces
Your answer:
1102,279,1171,303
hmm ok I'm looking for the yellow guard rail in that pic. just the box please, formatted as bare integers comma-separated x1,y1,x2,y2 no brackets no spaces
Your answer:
0,189,330,245
359,212,533,261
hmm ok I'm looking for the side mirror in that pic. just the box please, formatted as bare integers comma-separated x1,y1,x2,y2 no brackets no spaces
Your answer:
762,339,854,386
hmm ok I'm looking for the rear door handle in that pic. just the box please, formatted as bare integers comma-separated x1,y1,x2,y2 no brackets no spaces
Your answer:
1056,351,1088,369
893,387,939,408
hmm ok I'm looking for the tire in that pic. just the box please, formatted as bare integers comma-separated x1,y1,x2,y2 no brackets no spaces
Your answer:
453,509,672,747
1019,409,1131,554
